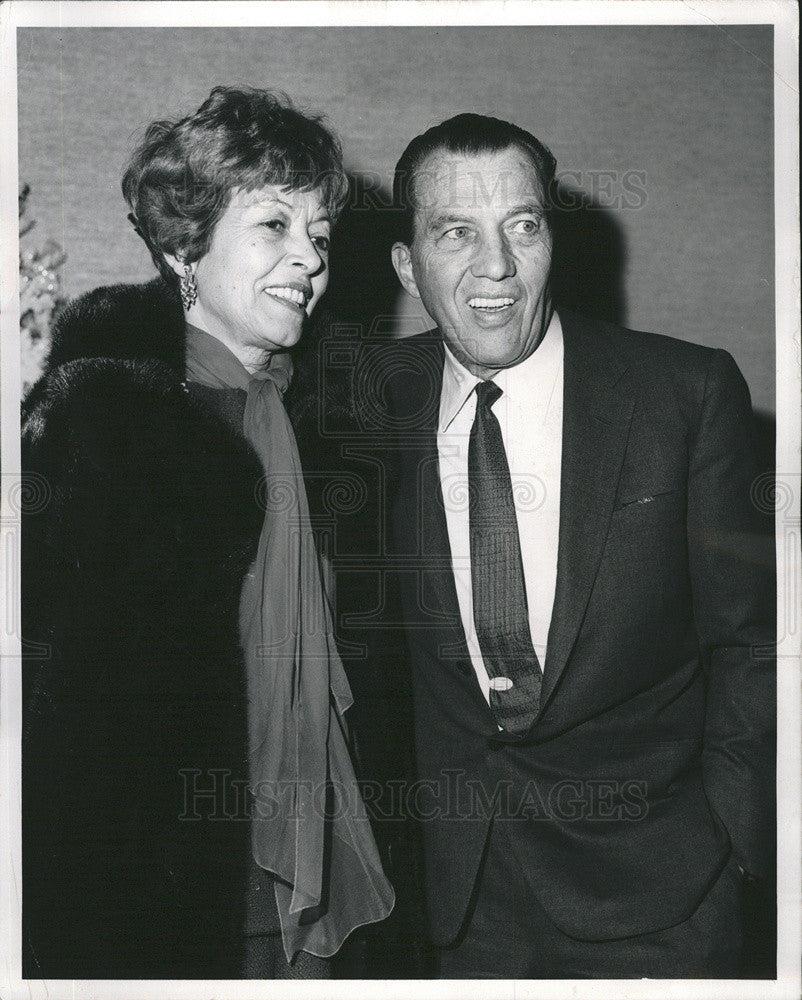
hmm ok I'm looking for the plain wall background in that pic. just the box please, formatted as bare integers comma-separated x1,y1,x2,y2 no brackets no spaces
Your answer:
17,25,774,414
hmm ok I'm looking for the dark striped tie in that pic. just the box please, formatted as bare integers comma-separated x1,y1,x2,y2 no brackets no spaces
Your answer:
469,380,542,733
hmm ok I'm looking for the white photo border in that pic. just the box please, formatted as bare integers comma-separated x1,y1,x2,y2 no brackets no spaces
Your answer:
1,3,799,999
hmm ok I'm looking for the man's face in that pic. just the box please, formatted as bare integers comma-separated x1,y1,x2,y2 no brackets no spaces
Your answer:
392,146,553,378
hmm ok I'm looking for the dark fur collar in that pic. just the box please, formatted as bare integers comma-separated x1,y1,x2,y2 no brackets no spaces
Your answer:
46,277,186,372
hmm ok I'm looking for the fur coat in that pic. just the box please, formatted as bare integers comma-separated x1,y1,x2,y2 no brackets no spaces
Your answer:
21,278,356,977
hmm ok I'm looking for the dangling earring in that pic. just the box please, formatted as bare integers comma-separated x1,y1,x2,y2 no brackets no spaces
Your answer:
179,263,198,310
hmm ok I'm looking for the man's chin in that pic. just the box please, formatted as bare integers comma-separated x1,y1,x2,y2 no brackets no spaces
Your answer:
458,328,527,367
453,350,522,379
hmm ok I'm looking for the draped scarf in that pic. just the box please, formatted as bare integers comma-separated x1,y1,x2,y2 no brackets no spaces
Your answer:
185,325,394,961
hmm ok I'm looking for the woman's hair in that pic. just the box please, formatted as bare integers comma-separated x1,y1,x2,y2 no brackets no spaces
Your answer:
122,86,349,284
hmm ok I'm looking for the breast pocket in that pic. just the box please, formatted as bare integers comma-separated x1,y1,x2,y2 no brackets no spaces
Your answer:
608,487,687,545
613,488,685,514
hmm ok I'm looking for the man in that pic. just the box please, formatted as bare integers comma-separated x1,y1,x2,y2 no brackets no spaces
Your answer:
377,113,775,978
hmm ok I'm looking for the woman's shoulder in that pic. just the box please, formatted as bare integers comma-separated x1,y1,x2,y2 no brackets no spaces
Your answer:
23,352,261,509
22,332,263,599
22,355,185,464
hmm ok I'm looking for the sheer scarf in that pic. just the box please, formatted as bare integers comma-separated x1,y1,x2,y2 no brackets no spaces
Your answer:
185,325,393,961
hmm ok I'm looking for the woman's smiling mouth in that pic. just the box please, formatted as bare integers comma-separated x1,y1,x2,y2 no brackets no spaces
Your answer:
264,284,311,309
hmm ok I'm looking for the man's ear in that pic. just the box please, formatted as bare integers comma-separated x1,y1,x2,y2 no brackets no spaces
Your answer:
391,242,421,300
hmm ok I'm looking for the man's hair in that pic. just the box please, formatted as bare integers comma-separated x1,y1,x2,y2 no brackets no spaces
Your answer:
122,86,349,285
392,113,557,245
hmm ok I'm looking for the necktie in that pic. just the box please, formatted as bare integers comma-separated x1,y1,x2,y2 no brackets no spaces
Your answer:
469,380,542,733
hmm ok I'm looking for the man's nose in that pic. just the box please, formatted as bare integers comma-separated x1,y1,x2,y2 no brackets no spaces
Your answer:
471,233,515,281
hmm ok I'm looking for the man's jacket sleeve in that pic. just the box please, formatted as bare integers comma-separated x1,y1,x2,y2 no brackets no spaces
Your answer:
686,348,776,880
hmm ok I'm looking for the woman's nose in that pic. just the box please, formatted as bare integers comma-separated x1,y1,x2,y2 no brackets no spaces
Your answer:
287,231,324,273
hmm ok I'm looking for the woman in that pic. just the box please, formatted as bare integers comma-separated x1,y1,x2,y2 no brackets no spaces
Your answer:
22,86,393,979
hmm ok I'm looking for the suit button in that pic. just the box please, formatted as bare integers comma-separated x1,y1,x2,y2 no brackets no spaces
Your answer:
489,677,513,692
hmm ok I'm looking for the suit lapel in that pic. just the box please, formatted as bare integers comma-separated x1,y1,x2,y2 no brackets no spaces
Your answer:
418,442,474,665
389,336,479,689
540,311,636,710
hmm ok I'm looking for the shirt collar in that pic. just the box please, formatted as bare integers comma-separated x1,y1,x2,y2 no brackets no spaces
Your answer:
439,309,563,433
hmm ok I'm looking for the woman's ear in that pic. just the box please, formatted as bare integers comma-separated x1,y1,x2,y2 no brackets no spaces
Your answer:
391,242,421,300
163,251,189,280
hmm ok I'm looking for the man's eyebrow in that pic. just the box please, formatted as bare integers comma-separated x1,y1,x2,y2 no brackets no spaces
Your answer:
426,213,473,232
505,201,545,217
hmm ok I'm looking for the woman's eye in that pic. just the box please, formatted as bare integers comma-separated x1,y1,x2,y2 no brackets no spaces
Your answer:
311,234,330,253
262,218,286,232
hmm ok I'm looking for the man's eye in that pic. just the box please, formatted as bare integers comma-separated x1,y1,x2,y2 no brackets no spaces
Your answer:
511,218,540,236
443,226,469,240
311,234,330,253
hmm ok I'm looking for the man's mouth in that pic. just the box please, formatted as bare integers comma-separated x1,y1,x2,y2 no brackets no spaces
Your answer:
264,285,311,310
467,296,515,312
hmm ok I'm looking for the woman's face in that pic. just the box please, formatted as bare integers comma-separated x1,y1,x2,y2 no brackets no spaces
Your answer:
190,184,331,358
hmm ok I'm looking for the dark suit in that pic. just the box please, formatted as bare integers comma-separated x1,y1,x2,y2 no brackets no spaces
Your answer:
376,308,775,971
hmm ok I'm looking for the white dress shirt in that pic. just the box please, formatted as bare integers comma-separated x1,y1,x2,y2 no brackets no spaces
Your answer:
437,311,564,703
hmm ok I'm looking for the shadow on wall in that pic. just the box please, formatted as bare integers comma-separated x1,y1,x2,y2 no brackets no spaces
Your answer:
322,174,402,338
550,182,627,327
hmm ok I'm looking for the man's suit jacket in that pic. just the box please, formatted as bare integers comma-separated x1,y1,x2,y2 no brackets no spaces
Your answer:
374,308,775,947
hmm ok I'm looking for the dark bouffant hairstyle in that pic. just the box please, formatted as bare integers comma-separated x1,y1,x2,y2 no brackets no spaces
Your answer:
122,86,349,284
392,112,557,245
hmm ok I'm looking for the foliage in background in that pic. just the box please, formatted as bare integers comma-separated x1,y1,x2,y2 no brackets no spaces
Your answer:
20,183,66,395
